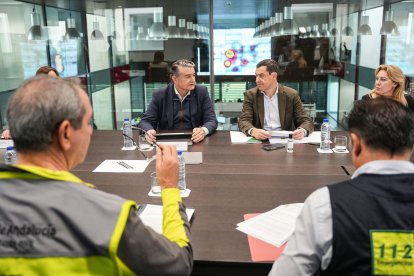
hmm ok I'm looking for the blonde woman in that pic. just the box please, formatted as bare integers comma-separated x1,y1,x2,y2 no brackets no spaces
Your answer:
284,49,310,81
362,64,414,110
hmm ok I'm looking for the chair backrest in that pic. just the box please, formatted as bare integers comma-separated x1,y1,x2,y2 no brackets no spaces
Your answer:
148,67,170,83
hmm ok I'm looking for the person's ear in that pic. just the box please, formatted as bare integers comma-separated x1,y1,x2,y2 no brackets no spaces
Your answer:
58,120,71,151
350,132,362,165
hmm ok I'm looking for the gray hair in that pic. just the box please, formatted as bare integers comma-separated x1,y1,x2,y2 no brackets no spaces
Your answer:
7,76,85,153
171,59,195,77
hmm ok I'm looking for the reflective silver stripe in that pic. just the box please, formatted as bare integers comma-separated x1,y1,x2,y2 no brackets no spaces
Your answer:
0,177,127,257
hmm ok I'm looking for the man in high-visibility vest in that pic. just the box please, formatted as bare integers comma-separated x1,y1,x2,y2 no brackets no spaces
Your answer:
0,76,193,275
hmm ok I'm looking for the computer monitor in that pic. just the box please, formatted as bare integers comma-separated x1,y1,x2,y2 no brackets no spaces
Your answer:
213,28,271,76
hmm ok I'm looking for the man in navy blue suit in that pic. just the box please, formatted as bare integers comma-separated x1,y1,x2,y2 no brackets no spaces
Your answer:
138,59,217,143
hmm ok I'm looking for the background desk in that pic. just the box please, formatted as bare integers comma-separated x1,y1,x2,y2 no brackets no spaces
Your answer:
72,130,353,276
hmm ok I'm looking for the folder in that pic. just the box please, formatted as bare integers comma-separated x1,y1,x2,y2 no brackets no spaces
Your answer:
243,213,286,262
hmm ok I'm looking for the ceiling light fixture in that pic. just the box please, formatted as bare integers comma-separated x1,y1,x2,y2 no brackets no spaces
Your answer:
280,1,298,35
358,0,372,35
91,2,104,40
186,21,196,39
310,25,320,38
148,10,167,40
178,18,189,38
136,26,146,40
270,12,283,37
64,0,80,40
341,15,354,36
167,15,179,38
380,2,399,35
27,2,44,40
320,23,330,37
91,21,104,40
193,23,200,39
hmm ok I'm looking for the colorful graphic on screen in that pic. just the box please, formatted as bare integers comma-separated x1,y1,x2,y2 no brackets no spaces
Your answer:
213,28,271,75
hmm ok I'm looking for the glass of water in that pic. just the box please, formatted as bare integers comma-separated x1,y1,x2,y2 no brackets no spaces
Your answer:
138,133,154,151
150,172,161,194
334,135,348,152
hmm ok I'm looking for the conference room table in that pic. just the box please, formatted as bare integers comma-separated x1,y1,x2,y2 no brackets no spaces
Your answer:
71,130,353,276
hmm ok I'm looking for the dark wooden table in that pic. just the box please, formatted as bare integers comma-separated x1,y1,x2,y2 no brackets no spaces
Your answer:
71,130,353,276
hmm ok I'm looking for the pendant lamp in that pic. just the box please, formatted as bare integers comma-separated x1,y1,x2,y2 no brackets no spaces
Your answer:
280,5,298,35
358,0,372,35
64,0,80,40
167,15,179,39
27,3,44,40
380,5,399,36
148,10,167,40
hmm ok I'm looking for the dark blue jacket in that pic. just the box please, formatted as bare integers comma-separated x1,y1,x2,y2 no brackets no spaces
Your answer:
138,84,218,134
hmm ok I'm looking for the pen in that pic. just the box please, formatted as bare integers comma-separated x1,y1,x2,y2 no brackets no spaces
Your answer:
117,161,133,169
150,138,160,149
131,126,160,149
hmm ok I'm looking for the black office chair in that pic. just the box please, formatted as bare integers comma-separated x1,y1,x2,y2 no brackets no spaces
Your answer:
147,67,170,83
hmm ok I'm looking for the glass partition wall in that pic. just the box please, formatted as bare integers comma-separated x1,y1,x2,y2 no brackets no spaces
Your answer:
0,0,413,131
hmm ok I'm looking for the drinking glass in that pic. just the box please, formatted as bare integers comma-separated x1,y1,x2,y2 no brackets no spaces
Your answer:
334,135,348,152
138,133,154,151
150,172,161,194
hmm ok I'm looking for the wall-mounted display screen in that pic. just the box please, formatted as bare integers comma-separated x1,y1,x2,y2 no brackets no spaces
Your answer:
213,28,270,75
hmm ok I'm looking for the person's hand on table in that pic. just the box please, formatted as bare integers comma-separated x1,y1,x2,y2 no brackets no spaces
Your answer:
192,127,205,143
156,144,179,190
1,130,11,139
292,128,306,140
251,128,272,140
146,129,156,143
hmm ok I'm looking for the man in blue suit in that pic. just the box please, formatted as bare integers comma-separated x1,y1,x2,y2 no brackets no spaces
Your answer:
138,59,217,143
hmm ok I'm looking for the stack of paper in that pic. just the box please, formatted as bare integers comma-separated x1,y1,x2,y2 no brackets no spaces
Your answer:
236,203,303,247
93,159,151,173
157,141,188,152
230,131,261,144
243,213,287,262
0,139,13,149
138,204,195,234
269,130,291,138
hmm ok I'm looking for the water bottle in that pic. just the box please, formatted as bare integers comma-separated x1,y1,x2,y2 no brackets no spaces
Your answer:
286,133,294,153
320,118,331,151
122,118,134,149
177,150,186,191
4,146,17,165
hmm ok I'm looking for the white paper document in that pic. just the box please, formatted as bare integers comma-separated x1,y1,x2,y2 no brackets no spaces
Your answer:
148,188,191,198
157,141,188,152
236,203,304,247
0,139,13,149
230,131,251,143
93,159,151,173
138,204,195,234
182,152,202,164
269,130,291,138
269,131,322,144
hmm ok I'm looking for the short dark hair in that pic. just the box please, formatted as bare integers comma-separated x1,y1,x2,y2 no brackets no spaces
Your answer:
7,76,85,153
256,59,279,74
347,98,414,155
171,59,195,77
153,51,165,63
